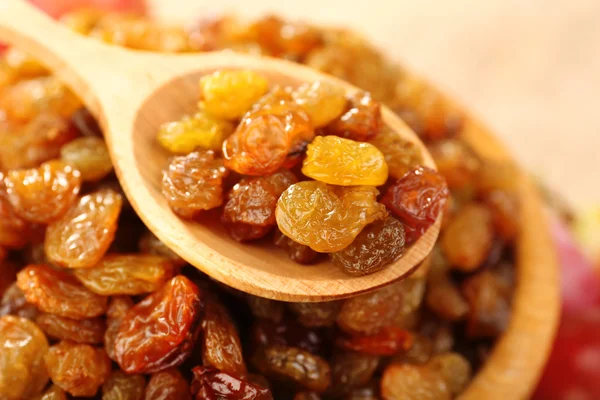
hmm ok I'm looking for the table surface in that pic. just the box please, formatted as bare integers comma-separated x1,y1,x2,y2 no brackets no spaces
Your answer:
150,0,600,207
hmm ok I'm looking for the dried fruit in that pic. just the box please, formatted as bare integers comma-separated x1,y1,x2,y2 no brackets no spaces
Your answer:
191,366,273,400
104,296,134,361
45,188,123,268
292,81,346,127
249,15,322,58
381,167,449,243
114,275,203,373
251,318,331,356
4,160,81,223
102,370,146,400
273,229,319,264
60,136,113,181
139,230,186,266
327,91,381,141
0,187,31,249
369,128,423,179
485,190,520,242
276,182,387,252
330,351,379,395
380,362,450,400
425,277,469,321
428,139,479,190
33,385,67,400
36,312,106,344
441,203,493,272
74,254,175,295
253,344,331,392
162,150,228,218
16,265,108,319
294,393,321,400
336,326,412,356
288,301,342,327
157,111,234,153
202,298,247,375
246,295,285,322
428,352,471,396
146,368,192,400
200,70,269,119
0,316,49,400
44,341,111,397
330,216,405,276
0,283,39,320
302,136,388,186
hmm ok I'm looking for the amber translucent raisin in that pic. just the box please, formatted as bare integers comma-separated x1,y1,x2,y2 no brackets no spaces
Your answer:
276,182,387,252
249,15,322,58
381,167,449,243
191,366,273,400
330,351,379,395
0,186,31,249
441,203,493,272
36,312,106,344
114,275,203,373
485,190,520,242
336,326,412,356
253,344,331,392
369,128,423,179
146,368,192,400
380,362,450,400
16,265,108,319
0,283,39,320
0,316,49,400
139,230,186,266
157,111,234,153
200,70,269,119
33,385,67,400
202,298,247,375
60,136,113,182
45,188,122,268
302,136,388,186
425,277,469,321
326,91,381,141
292,81,346,127
162,150,228,218
45,341,111,397
428,352,471,396
273,228,319,264
288,301,342,327
74,254,175,295
4,160,81,223
428,139,480,190
102,370,146,400
104,296,133,361
330,216,405,276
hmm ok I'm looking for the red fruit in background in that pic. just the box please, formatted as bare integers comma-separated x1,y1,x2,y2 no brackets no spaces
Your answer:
28,0,146,18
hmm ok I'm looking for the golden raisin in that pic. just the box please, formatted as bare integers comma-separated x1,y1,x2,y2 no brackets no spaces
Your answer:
429,139,480,190
380,362,450,400
326,91,382,141
292,81,346,127
60,136,113,181
369,128,423,179
157,111,234,153
146,368,192,400
102,370,146,400
36,313,106,344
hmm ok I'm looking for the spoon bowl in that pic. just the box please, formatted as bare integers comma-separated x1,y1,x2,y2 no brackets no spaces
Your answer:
0,0,439,301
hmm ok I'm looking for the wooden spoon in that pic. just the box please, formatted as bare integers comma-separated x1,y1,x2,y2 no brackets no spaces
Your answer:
0,0,440,301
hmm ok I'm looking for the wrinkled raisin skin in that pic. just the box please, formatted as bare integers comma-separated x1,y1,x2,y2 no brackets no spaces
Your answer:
146,368,192,400
191,366,273,400
36,313,106,344
336,326,412,356
102,370,146,400
326,91,381,142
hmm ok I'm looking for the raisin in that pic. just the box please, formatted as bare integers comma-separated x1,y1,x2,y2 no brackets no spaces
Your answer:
441,203,493,272
74,254,175,295
224,223,272,242
330,217,405,276
200,70,269,119
162,150,228,218
485,190,520,242
337,282,403,335
273,229,319,264
104,296,133,361
33,385,67,400
4,160,81,223
0,283,39,320
381,362,450,400
294,393,321,400
102,370,146,400
202,298,247,375
0,260,18,298
336,326,412,356
223,170,297,240
223,97,313,176
288,301,342,327
191,366,273,400
253,344,331,393
426,276,469,321
45,188,123,268
139,230,186,266
0,177,32,249
36,312,106,344
251,318,331,356
427,352,471,396
368,128,423,179
16,265,108,319
276,182,387,252
330,351,380,395
146,368,192,400
246,294,285,322
114,275,203,373
326,91,381,141
476,160,519,194
60,136,113,181
292,81,346,127
157,111,235,153
45,340,111,397
70,107,102,137
428,139,480,190
302,136,388,186
344,381,380,400
0,316,49,400
381,166,449,243
3,48,47,78
250,16,322,58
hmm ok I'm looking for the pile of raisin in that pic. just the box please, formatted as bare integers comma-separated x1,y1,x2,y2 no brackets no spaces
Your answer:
0,9,521,400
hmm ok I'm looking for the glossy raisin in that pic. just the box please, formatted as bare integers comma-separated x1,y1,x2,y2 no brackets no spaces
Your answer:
44,340,111,397
276,182,387,252
368,128,423,179
427,352,471,396
330,216,405,276
162,150,228,218
33,385,67,400
336,326,412,356
16,265,108,319
102,370,146,400
380,362,450,400
45,188,123,268
288,301,342,327
326,91,381,141
302,136,388,186
146,368,192,400
249,15,322,58
0,316,49,400
36,312,106,344
381,167,449,243
114,275,203,373
292,81,346,127
158,111,234,153
273,228,319,264
60,136,113,181
191,366,273,400
74,254,175,295
0,176,32,249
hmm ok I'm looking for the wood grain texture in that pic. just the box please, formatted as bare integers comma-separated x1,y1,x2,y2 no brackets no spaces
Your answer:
0,0,440,302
